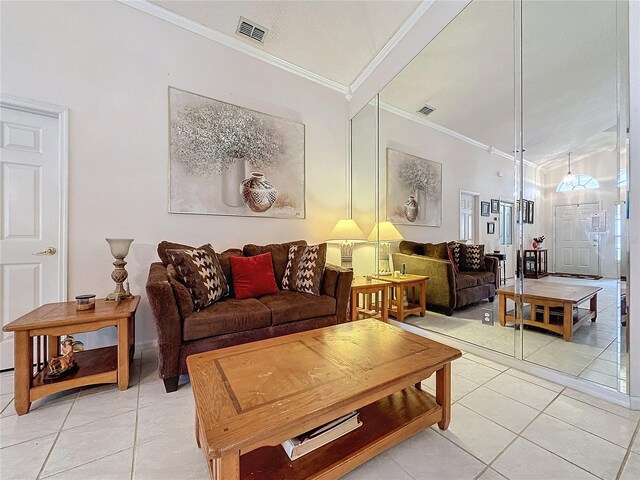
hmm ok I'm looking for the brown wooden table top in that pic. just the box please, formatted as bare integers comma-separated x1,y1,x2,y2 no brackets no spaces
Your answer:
377,274,428,284
497,282,601,303
2,296,140,332
187,318,460,456
351,277,391,288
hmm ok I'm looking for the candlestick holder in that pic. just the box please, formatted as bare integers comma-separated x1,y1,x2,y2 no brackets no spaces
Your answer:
106,238,133,301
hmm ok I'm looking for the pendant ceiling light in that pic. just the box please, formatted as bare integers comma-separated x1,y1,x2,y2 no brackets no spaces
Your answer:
562,152,576,186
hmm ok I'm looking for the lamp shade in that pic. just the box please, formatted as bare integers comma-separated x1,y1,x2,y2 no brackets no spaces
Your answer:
327,219,365,241
367,222,404,242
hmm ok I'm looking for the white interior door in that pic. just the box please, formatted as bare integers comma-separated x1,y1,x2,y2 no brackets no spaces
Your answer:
1,104,66,370
554,203,600,276
460,192,477,243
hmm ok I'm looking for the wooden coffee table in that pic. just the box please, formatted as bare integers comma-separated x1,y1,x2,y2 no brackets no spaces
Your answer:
498,282,601,341
377,274,428,321
187,319,460,479
2,296,139,415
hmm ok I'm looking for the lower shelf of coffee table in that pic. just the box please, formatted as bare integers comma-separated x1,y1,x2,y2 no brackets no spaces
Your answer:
240,386,441,480
30,346,118,401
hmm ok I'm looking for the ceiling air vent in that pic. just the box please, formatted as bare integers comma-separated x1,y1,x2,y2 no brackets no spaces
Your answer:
237,17,268,44
418,105,436,116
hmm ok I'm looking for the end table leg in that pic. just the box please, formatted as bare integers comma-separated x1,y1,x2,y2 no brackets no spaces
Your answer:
420,281,427,316
117,318,130,390
499,294,506,326
14,331,32,415
195,410,201,448
212,451,240,480
350,291,357,322
382,286,389,323
436,363,451,430
397,286,405,322
591,294,598,321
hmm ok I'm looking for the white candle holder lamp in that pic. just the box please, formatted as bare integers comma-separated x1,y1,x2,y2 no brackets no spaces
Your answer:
106,238,134,301
327,219,365,269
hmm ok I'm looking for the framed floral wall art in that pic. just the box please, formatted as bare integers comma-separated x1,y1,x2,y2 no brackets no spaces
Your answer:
168,87,305,218
386,149,442,227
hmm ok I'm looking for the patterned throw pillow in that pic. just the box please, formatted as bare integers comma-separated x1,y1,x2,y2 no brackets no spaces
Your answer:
462,244,485,272
167,244,228,310
450,242,463,270
282,243,327,296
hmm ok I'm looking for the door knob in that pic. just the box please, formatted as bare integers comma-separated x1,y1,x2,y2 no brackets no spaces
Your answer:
33,247,57,256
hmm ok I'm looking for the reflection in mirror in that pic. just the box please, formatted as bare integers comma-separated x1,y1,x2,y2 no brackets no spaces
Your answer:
378,0,517,356
520,0,629,393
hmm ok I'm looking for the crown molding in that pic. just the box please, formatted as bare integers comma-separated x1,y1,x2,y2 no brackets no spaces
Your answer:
379,101,537,167
116,0,347,94
347,0,436,99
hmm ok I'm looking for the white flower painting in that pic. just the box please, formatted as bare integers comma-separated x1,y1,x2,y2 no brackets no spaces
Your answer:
387,149,442,227
169,87,305,218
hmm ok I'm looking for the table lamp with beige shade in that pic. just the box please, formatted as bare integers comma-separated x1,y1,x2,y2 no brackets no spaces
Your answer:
368,222,404,275
327,219,365,269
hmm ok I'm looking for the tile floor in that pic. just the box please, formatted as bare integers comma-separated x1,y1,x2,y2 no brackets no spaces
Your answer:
1,347,639,479
406,276,629,392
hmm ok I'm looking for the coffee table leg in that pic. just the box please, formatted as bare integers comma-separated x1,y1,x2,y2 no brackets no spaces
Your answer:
117,317,130,390
14,331,32,415
195,410,201,448
499,294,506,326
211,451,240,480
591,294,598,321
436,363,451,430
563,303,573,342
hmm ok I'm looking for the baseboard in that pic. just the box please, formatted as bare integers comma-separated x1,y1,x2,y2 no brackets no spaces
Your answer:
392,320,635,410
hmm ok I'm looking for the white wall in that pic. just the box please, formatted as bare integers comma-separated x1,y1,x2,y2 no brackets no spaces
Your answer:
0,1,348,346
377,108,517,272
541,151,621,278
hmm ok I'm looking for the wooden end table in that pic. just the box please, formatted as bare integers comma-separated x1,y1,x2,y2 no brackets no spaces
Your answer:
378,274,428,322
350,277,390,322
2,296,139,415
187,319,461,479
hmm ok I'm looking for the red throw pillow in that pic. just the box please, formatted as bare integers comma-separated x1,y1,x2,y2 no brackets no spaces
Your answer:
229,252,279,299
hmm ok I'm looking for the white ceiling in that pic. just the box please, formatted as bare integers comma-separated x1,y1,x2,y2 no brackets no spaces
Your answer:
380,0,619,169
152,0,422,86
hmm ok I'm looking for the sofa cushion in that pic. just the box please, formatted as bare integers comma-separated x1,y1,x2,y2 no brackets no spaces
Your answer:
259,290,336,326
461,244,486,271
230,253,279,299
282,243,327,296
399,240,425,256
456,273,480,290
166,264,194,318
216,249,244,296
182,298,271,341
158,241,206,266
243,240,307,288
424,242,450,260
464,271,496,286
450,242,463,270
167,245,229,310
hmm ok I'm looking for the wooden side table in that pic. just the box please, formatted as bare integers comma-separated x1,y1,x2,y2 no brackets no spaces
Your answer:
378,274,428,322
350,277,390,323
2,296,139,415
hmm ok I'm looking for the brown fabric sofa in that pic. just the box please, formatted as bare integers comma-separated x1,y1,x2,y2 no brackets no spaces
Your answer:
146,240,353,392
392,240,498,316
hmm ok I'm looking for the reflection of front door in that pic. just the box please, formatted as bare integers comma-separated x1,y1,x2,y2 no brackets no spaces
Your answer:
0,104,66,369
554,203,600,276
460,192,476,243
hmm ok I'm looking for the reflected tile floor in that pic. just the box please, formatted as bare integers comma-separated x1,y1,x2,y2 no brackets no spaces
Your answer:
1,348,639,479
406,276,628,392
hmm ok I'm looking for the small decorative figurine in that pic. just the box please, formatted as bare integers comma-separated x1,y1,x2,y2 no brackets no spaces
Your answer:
45,336,85,382
533,236,545,249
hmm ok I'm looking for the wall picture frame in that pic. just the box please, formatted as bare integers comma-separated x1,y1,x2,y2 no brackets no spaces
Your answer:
490,199,500,213
481,201,490,217
487,221,495,234
527,200,535,224
522,200,531,224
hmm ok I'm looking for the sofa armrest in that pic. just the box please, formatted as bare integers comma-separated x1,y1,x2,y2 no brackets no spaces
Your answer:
392,253,456,311
323,263,354,324
484,256,500,290
145,262,182,379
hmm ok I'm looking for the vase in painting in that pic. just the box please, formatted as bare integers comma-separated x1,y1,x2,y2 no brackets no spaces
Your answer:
241,172,278,213
403,195,418,222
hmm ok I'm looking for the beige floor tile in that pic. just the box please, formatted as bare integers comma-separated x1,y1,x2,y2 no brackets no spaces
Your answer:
0,433,56,480
439,404,516,463
0,371,14,395
631,434,640,454
137,376,191,408
492,437,598,480
133,431,209,480
525,347,595,376
451,357,503,384
522,414,626,480
484,372,558,410
462,352,509,372
0,397,73,447
386,429,485,480
587,358,623,377
421,373,481,402
544,395,637,448
458,387,539,433
42,448,133,479
342,453,412,480
64,384,139,430
579,368,619,389
41,410,136,477
477,468,508,480
136,391,195,445
621,452,640,480
561,389,640,422
504,368,564,392
1,393,13,414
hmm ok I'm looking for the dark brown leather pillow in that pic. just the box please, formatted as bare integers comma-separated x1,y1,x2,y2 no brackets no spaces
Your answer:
166,264,194,318
157,241,207,266
243,240,307,288
281,243,327,296
399,240,424,256
424,242,450,260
